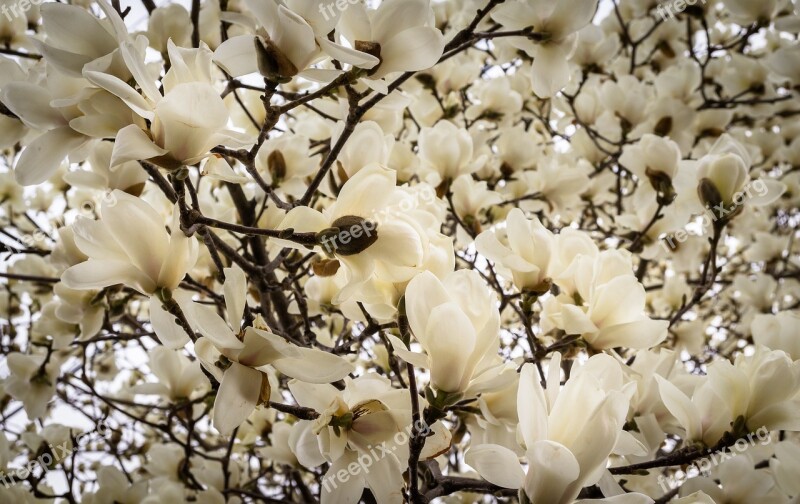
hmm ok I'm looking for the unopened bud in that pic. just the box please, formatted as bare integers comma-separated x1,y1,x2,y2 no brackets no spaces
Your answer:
255,35,298,83
267,150,287,182
697,177,723,209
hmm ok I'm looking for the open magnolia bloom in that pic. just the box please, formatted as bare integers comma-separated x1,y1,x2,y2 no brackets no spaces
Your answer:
192,265,354,435
657,346,800,445
0,61,136,186
278,164,452,303
33,0,129,78
475,208,555,294
60,190,197,296
84,40,253,170
60,190,198,347
695,134,785,216
390,270,513,398
323,0,446,93
287,374,451,504
213,0,377,82
4,352,61,419
491,0,598,97
417,120,478,187
467,355,634,504
619,134,682,199
542,250,669,350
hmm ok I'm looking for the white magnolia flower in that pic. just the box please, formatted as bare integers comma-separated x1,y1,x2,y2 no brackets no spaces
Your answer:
60,190,198,348
476,208,555,294
491,0,599,97
134,346,209,402
418,120,477,185
0,64,134,185
193,266,354,435
61,190,197,296
4,352,61,419
287,374,451,504
213,0,376,82
325,0,446,92
85,40,253,170
619,134,682,192
695,134,785,213
279,164,453,303
657,346,800,445
468,355,633,504
391,270,509,396
542,250,669,350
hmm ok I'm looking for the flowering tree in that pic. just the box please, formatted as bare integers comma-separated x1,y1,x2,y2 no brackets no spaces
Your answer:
1,0,800,502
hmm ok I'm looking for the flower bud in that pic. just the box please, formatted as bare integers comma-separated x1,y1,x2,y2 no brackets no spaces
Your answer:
255,35,298,82
316,215,379,256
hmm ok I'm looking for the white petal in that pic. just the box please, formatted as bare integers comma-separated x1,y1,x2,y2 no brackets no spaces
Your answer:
224,264,248,325
190,304,244,351
214,363,262,435
61,259,155,293
466,444,525,489
318,37,379,68
15,127,87,186
102,190,170,283
530,43,573,98
213,35,259,78
111,125,168,167
518,363,549,448
202,156,249,184
654,375,702,442
84,71,155,120
149,295,190,349
377,26,445,76
0,82,65,130
524,440,580,504
271,348,354,383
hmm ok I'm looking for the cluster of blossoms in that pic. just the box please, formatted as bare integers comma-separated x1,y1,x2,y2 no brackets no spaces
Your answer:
0,0,799,503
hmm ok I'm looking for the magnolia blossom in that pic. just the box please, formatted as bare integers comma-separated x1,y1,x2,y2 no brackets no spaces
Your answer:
4,352,61,419
418,120,477,185
657,346,800,445
193,266,353,434
134,346,209,402
619,134,682,195
287,374,451,504
695,134,785,213
278,164,453,303
85,40,253,169
491,0,599,97
325,0,446,92
468,354,633,503
390,270,510,396
542,250,669,350
213,0,376,82
475,208,554,294
60,190,198,348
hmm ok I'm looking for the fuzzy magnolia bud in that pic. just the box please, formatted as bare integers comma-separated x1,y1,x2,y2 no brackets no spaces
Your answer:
697,177,723,209
267,150,287,182
255,36,298,82
316,215,379,256
354,40,382,75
